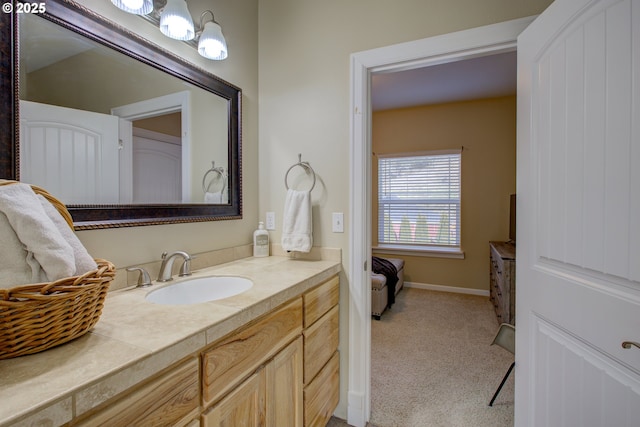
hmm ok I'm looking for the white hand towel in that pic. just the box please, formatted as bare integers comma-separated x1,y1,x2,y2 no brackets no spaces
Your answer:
37,194,97,275
281,189,312,253
0,183,75,283
204,191,223,203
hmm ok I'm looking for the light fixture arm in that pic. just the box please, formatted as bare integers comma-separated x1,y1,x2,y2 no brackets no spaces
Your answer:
196,10,217,38
201,10,217,26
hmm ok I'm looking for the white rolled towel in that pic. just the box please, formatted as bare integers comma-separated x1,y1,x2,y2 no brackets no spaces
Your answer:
0,183,75,285
37,194,97,275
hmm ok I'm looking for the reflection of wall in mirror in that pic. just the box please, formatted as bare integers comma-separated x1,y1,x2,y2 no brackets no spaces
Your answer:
24,50,183,114
192,92,228,203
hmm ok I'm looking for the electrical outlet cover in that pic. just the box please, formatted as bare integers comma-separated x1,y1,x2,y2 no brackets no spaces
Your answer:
332,212,344,233
265,212,276,230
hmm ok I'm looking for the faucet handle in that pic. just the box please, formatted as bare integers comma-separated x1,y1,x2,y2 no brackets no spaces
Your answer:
178,255,196,277
126,267,152,288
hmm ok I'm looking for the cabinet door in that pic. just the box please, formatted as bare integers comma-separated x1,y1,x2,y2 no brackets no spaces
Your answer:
202,298,303,407
267,337,303,427
202,368,267,427
75,358,199,427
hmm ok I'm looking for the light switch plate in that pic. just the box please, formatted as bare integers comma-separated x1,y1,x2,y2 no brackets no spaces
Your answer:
265,212,276,230
332,212,344,233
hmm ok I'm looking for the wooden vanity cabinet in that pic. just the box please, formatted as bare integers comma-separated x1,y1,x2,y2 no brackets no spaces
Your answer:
201,337,303,427
202,275,340,427
302,276,340,427
201,298,303,427
61,275,339,427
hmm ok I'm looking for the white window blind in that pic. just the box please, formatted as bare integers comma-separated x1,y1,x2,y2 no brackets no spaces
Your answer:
378,151,461,248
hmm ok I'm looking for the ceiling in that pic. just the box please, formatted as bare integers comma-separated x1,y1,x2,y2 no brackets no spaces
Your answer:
371,51,517,111
19,14,95,73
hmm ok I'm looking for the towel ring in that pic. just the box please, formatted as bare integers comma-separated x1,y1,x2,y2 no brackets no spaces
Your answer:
284,154,316,192
202,161,227,193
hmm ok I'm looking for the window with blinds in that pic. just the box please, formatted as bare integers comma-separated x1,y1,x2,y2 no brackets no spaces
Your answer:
377,151,461,249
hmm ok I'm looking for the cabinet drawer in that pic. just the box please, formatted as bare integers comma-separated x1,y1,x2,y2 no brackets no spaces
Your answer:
201,368,266,427
303,305,339,384
76,358,199,427
490,286,504,322
304,276,339,327
304,351,339,427
202,298,303,406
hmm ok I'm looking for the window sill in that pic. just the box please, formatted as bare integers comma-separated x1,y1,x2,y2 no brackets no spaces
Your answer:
373,244,465,259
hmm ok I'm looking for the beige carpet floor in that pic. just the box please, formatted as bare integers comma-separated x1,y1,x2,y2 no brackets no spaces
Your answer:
329,287,514,427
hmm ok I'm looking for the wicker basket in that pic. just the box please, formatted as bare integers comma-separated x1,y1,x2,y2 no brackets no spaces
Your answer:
0,181,115,359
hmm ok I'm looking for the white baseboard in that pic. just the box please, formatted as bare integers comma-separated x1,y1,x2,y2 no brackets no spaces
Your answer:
404,281,489,297
347,390,367,427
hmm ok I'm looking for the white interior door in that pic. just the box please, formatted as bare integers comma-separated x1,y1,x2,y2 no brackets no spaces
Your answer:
516,0,640,425
131,127,181,204
19,100,120,204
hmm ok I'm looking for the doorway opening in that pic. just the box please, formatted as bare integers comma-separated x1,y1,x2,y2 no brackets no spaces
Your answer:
111,91,191,203
347,16,534,427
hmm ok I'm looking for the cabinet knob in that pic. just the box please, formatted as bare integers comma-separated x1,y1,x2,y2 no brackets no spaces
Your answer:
622,341,640,350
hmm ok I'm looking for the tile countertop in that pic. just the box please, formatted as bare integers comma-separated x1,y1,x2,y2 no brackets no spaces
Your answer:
0,255,342,427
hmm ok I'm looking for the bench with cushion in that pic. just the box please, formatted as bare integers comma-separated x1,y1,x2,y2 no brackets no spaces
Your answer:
371,257,405,320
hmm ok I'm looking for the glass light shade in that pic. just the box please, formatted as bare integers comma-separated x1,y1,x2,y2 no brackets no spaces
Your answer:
160,0,195,41
111,0,153,15
198,21,228,60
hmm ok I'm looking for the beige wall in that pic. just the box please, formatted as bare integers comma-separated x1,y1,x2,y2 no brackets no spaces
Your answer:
258,0,553,418
69,0,259,269
372,97,517,291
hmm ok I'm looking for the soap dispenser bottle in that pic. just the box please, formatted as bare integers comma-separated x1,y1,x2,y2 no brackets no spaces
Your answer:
253,222,270,257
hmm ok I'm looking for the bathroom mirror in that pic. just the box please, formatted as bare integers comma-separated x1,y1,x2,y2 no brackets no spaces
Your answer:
0,0,242,229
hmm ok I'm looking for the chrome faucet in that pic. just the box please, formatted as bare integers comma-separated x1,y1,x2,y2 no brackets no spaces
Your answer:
157,251,193,282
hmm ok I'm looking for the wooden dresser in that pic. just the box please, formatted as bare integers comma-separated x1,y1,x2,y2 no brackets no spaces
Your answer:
489,241,515,325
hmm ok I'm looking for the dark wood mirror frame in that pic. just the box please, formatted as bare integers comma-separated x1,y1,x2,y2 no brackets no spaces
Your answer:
0,0,242,230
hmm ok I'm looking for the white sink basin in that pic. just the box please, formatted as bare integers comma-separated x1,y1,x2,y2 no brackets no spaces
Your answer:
145,276,253,305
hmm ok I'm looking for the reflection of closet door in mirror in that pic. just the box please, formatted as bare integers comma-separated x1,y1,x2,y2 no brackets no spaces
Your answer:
19,100,120,204
131,128,181,204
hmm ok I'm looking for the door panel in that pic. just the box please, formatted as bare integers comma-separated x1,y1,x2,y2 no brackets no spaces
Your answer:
517,0,640,425
532,316,640,426
19,100,120,204
131,128,181,204
532,0,639,281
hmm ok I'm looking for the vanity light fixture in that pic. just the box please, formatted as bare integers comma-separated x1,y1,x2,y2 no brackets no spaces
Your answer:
197,11,228,60
111,0,154,15
112,0,228,60
159,0,195,41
